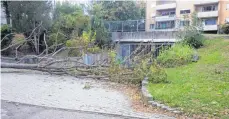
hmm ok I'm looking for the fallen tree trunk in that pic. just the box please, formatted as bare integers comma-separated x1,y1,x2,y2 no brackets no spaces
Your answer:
1,62,110,80
1,62,38,69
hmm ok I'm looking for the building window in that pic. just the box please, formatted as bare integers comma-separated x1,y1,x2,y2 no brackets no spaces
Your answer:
226,18,229,23
150,24,154,29
170,11,176,16
160,11,176,16
204,19,216,25
180,20,190,27
202,5,217,12
180,10,191,14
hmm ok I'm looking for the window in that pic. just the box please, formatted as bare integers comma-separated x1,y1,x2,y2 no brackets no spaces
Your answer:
170,11,175,16
204,19,216,25
150,24,154,29
180,20,190,27
180,10,191,14
160,10,176,16
226,18,229,23
161,11,169,16
227,4,229,10
202,5,217,12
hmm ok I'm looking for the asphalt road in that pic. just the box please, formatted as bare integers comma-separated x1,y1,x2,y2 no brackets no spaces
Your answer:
1,100,139,119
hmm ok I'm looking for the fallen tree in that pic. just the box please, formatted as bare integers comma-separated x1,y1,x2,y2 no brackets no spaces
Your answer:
1,31,171,85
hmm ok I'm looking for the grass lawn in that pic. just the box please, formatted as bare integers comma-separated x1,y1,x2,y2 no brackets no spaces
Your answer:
148,39,229,118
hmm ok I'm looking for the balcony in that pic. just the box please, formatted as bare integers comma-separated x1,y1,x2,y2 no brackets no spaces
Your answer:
155,15,176,22
203,25,217,31
155,3,176,10
197,11,218,18
194,0,218,5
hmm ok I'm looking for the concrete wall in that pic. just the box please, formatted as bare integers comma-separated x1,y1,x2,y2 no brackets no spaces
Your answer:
112,31,177,43
145,1,156,31
176,1,196,19
218,0,229,24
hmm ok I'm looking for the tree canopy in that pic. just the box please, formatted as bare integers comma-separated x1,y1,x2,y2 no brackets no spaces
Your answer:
1,1,146,54
7,1,52,33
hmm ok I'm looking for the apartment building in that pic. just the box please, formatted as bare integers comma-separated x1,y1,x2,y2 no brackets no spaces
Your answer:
146,0,229,32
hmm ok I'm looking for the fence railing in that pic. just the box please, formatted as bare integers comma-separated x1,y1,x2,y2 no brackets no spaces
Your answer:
104,19,146,32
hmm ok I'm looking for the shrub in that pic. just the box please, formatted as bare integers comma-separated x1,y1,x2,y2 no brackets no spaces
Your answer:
1,24,13,55
65,31,98,56
177,12,205,49
48,32,66,46
221,24,229,34
87,47,101,54
157,43,195,67
148,62,168,83
133,58,168,84
65,39,83,56
182,32,205,49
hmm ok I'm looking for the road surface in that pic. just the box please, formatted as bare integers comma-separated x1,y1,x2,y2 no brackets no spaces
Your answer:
1,68,175,119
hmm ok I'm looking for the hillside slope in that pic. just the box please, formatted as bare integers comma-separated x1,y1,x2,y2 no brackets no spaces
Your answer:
148,39,229,118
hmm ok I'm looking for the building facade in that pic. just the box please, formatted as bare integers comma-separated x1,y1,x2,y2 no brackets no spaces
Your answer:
145,0,229,32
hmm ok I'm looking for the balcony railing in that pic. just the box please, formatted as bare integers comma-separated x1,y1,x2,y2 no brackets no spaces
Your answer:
155,3,176,10
203,25,218,31
104,20,145,32
194,0,218,5
197,11,218,18
155,15,176,21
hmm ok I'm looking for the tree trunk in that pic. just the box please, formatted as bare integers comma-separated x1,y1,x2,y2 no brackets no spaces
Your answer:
2,1,11,25
1,63,38,69
44,33,48,55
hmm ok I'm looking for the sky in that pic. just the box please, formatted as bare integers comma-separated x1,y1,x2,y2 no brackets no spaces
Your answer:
55,0,89,4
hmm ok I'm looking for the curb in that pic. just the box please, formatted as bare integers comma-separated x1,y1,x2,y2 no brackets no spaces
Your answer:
141,77,182,114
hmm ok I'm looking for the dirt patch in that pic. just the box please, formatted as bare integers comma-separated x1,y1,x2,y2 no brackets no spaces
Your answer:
108,83,189,119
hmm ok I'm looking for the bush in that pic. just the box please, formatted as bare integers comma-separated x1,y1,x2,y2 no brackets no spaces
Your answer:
133,58,168,84
182,32,205,49
148,62,168,83
1,24,13,55
87,47,101,54
221,24,229,34
157,43,195,67
177,13,205,49
48,32,67,46
65,31,98,56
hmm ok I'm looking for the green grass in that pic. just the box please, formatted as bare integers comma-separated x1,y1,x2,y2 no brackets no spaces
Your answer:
148,39,229,118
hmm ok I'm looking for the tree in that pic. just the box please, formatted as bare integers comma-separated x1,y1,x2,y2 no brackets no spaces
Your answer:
1,1,11,25
1,1,52,54
50,1,90,46
8,1,52,33
87,1,145,47
88,3,110,48
99,1,145,21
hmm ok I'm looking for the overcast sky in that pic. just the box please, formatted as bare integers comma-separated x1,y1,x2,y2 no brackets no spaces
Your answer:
55,0,89,4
